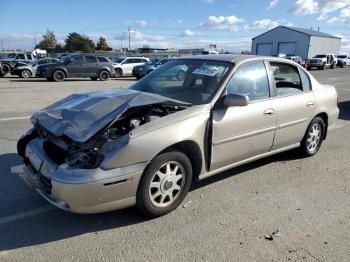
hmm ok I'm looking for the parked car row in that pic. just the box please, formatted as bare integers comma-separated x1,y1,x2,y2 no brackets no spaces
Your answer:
284,53,350,70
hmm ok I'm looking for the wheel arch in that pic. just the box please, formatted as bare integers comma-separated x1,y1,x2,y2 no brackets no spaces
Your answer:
314,112,328,139
52,67,68,77
155,140,203,182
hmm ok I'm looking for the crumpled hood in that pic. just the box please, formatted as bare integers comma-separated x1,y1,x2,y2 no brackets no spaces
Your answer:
31,88,188,143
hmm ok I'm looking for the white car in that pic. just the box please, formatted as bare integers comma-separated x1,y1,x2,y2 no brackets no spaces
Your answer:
337,54,350,68
113,57,149,77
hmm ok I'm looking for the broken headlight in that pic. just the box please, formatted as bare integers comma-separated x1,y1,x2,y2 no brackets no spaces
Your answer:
65,148,104,169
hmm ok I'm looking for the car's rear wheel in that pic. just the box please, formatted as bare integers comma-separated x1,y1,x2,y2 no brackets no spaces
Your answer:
299,117,325,157
136,151,192,217
114,69,122,78
21,69,32,79
52,70,65,82
99,70,109,81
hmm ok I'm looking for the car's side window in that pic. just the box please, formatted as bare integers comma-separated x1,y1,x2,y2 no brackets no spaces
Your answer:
269,62,303,96
17,54,25,60
299,69,311,91
97,57,108,63
85,56,97,63
71,56,83,63
226,60,270,102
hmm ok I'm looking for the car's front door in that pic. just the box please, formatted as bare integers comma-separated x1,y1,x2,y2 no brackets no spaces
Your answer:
210,60,277,171
122,58,134,75
267,61,315,150
66,56,84,76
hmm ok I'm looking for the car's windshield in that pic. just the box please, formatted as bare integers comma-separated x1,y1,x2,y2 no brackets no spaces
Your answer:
115,57,125,63
314,55,326,58
338,55,347,58
130,59,232,105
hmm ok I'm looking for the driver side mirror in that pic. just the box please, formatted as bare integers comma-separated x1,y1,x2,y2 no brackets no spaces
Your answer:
222,93,249,107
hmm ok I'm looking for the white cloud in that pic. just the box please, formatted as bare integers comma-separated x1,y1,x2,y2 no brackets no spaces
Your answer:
181,30,195,37
205,0,215,4
291,0,319,15
177,19,183,24
327,17,340,23
135,20,147,27
199,15,245,31
292,0,350,21
267,0,279,10
250,19,279,29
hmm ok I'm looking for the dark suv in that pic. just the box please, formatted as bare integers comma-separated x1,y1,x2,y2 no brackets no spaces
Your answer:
36,54,114,81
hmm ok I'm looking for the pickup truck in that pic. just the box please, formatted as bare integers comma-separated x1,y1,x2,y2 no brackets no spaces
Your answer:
307,54,337,70
0,53,36,76
337,54,350,68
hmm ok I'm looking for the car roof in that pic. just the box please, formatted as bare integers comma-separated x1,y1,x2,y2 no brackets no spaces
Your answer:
174,54,294,64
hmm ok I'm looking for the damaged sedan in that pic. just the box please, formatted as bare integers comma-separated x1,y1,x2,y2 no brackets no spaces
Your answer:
17,55,339,217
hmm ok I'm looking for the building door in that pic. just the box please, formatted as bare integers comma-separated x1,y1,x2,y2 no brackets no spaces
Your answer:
256,43,273,56
278,42,296,56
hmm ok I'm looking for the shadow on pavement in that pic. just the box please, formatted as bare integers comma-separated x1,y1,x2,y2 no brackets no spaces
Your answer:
0,153,148,252
338,101,350,121
0,147,303,252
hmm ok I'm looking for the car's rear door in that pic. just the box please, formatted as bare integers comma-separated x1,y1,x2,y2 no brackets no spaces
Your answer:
267,61,315,150
210,60,277,171
122,58,134,75
84,56,99,76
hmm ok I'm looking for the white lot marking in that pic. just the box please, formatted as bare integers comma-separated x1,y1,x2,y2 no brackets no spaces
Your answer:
0,206,55,226
0,116,30,122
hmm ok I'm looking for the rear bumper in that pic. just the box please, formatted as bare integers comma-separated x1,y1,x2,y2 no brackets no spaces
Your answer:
21,138,146,214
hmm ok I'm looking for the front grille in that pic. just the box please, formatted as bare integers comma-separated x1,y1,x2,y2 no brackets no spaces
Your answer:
43,140,66,165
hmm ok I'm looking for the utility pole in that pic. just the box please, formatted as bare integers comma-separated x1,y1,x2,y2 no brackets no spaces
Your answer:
0,39,3,52
128,26,131,52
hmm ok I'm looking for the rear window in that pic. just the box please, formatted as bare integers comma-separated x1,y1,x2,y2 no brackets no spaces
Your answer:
97,57,109,63
85,56,97,63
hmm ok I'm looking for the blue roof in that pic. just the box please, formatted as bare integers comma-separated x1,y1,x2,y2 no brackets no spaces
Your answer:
253,26,341,39
283,26,341,39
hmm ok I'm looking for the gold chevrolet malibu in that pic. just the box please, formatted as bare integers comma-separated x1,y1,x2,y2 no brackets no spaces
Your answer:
18,55,339,217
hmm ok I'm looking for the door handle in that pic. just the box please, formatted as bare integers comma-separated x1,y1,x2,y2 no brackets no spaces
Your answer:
264,109,275,116
306,101,315,107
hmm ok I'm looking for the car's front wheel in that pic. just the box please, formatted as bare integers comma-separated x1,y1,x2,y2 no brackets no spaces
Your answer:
300,117,325,157
136,151,193,217
21,69,32,79
114,69,122,78
52,70,65,82
2,64,11,75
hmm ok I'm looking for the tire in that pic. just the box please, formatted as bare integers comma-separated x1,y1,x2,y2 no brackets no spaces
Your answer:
299,117,325,157
114,68,122,78
90,77,98,80
21,69,32,79
321,63,325,70
176,70,185,81
331,63,335,69
98,70,109,81
341,63,345,68
307,66,311,71
136,151,193,217
2,64,11,75
52,70,65,82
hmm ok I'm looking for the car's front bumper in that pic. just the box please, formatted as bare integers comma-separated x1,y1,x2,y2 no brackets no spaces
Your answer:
22,138,146,214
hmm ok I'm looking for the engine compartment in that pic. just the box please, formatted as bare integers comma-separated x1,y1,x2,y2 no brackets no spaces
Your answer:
28,103,186,169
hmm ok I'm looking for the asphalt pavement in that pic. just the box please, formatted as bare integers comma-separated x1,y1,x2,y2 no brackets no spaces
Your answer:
0,69,349,262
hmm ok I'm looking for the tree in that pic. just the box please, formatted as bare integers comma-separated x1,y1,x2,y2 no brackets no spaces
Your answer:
96,37,111,51
64,32,95,52
36,30,57,50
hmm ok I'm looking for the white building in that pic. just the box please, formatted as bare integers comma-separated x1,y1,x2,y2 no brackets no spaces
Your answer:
251,26,341,59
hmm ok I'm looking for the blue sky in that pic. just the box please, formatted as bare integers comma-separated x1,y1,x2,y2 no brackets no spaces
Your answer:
1,0,350,51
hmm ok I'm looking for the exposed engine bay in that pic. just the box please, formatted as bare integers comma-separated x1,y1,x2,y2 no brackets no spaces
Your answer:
21,103,186,170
